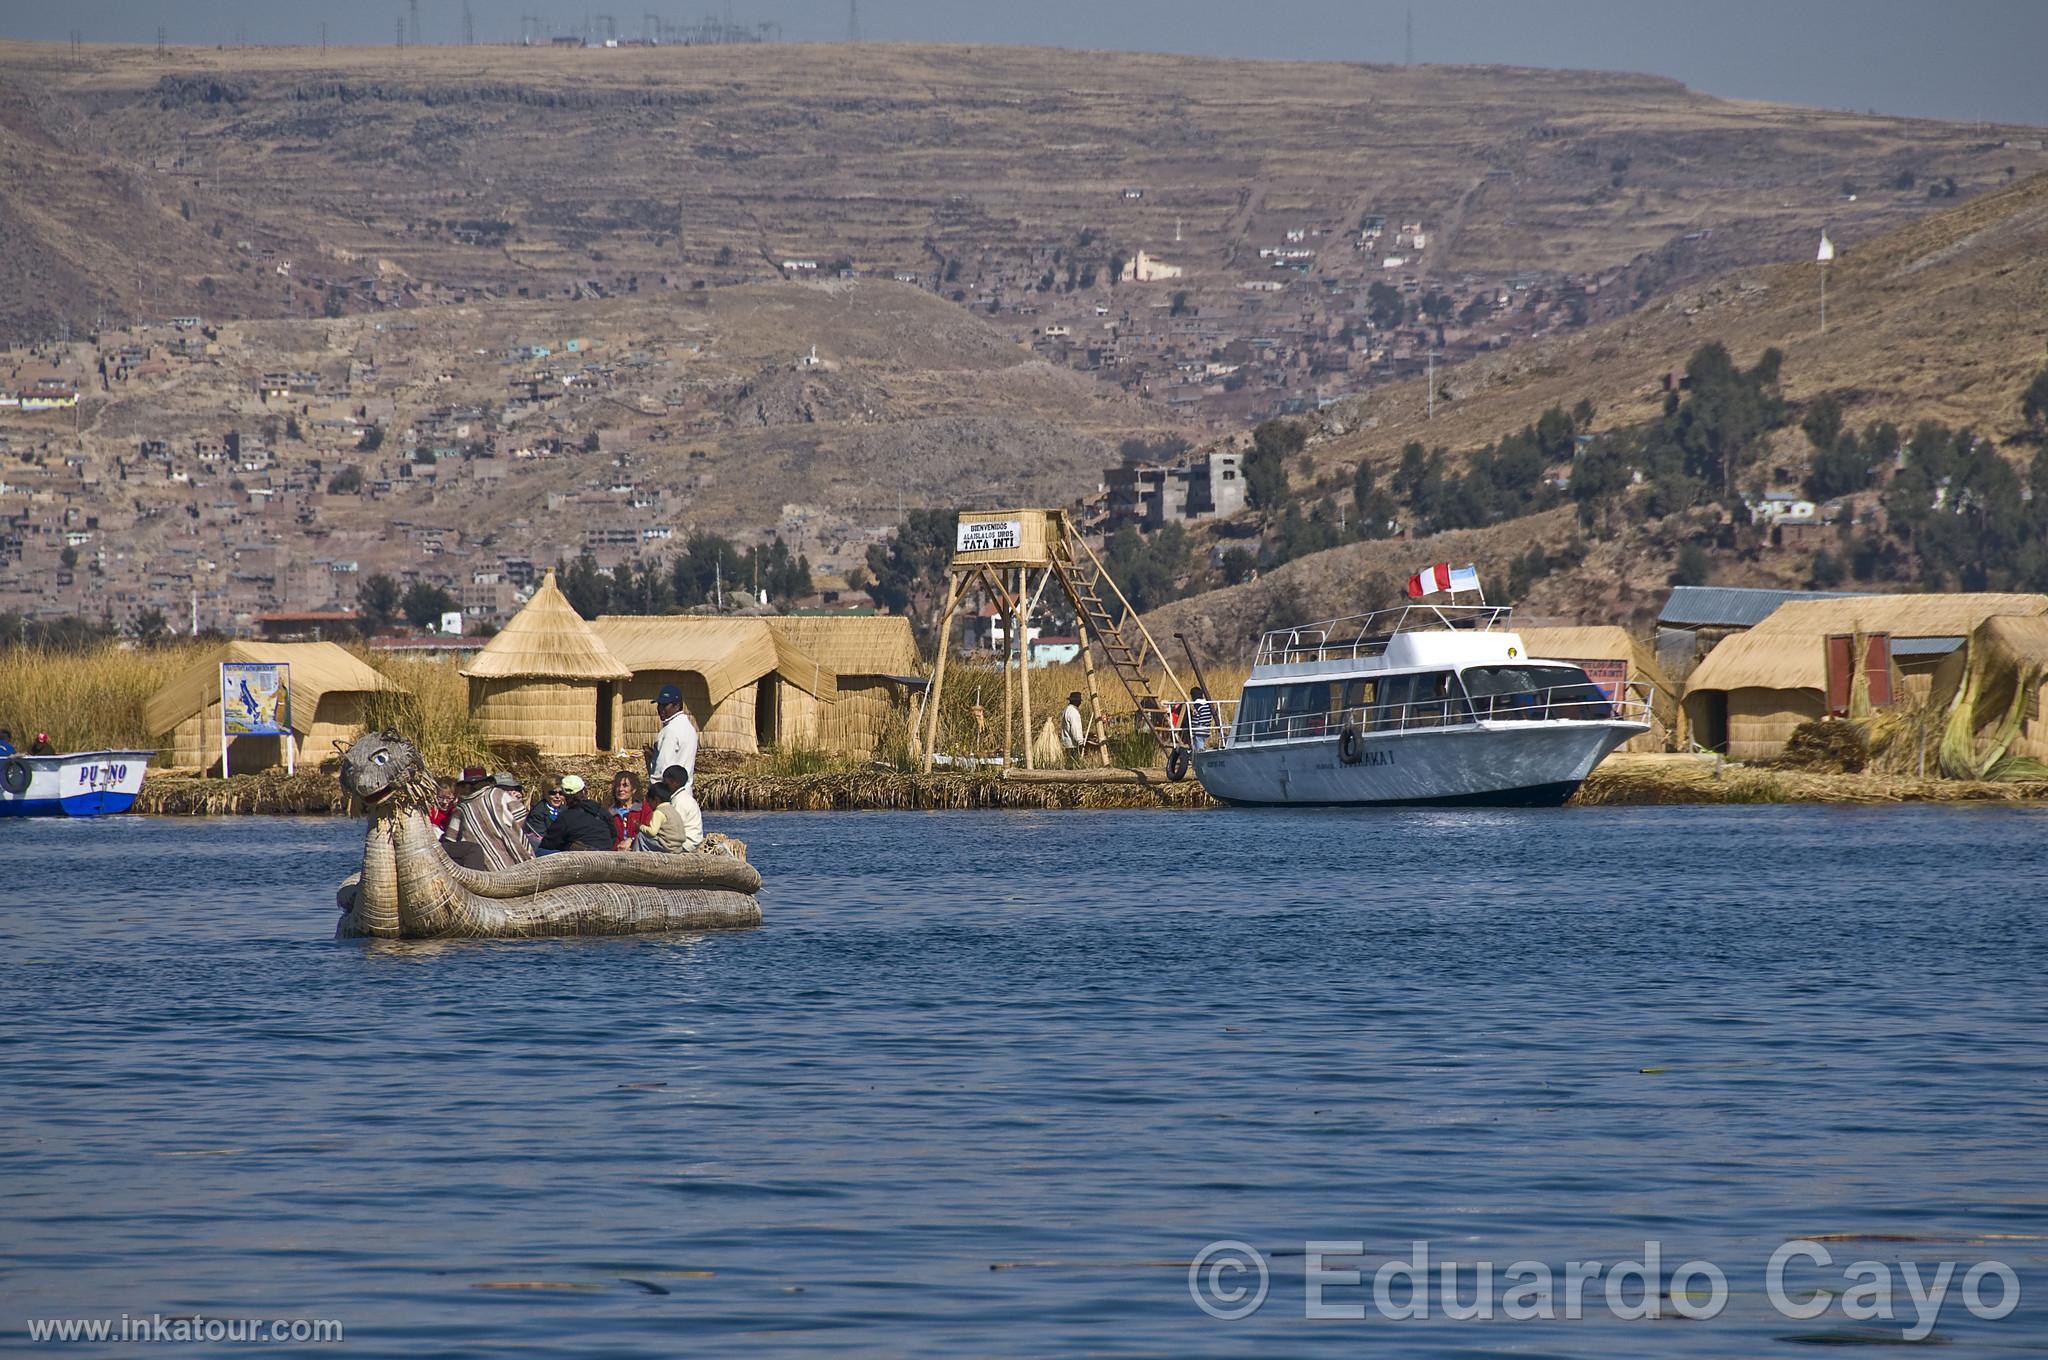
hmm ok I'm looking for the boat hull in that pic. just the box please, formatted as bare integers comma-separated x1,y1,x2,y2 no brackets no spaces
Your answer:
0,750,155,818
1193,721,1640,807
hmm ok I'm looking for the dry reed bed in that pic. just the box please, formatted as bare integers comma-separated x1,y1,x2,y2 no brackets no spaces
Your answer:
133,766,1217,815
1576,759,2048,806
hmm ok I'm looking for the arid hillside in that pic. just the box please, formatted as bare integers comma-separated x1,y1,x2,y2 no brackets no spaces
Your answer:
1314,170,2048,474
1150,172,2048,650
3,40,2042,337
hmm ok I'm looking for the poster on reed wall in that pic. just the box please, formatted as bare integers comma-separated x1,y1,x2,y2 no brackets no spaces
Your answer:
220,662,293,777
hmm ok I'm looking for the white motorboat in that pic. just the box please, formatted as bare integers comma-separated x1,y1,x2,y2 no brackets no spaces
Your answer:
1192,605,1650,807
0,749,156,818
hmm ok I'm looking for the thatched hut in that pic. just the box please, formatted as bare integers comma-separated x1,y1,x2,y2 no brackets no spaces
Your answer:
146,640,398,772
1515,625,1677,753
591,615,835,757
1682,592,2048,759
765,616,921,755
1927,614,2048,778
461,571,631,755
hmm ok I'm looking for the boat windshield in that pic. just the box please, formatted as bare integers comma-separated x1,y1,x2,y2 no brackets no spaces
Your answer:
1460,664,1613,720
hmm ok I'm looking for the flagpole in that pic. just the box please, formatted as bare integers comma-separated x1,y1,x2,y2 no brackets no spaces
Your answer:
1820,259,1827,335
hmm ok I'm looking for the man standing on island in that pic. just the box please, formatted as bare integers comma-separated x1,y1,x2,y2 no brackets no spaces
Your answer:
650,683,699,786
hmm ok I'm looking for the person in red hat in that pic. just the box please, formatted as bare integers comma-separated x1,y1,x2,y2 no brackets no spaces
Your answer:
28,732,55,756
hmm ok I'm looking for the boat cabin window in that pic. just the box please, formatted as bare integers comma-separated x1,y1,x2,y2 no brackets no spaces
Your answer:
1234,681,1339,742
1460,664,1613,720
1339,677,1376,715
1370,670,1467,730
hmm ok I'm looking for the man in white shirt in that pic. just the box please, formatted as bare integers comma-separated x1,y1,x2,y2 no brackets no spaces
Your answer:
650,683,698,785
1059,691,1087,768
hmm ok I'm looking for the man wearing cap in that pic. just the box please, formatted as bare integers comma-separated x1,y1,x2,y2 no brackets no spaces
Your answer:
1059,692,1088,768
538,773,613,854
649,683,699,787
445,765,534,870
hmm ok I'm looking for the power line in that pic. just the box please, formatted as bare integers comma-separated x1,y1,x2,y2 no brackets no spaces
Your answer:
848,0,861,43
462,0,475,44
1404,7,1413,66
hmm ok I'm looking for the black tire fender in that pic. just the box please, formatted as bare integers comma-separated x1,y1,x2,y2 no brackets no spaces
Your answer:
2,757,30,795
1338,720,1364,765
1166,747,1191,782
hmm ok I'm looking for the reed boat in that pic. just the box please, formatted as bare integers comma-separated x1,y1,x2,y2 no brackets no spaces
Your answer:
0,750,156,817
1192,605,1650,807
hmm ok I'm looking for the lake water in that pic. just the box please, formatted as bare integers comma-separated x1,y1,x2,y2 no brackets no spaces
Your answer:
2,806,2045,1356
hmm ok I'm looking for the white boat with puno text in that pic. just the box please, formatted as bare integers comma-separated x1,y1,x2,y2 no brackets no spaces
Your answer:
0,749,155,817
1192,602,1650,807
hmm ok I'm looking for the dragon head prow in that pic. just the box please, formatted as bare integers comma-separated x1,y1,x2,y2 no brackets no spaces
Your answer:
339,731,435,812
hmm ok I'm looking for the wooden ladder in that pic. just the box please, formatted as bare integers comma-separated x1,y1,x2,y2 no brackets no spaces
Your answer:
1046,519,1187,751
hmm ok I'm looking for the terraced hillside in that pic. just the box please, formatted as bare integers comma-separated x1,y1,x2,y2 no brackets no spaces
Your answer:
3,40,2042,337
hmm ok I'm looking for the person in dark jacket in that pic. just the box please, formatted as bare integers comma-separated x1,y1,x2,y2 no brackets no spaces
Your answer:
28,733,55,756
537,774,614,854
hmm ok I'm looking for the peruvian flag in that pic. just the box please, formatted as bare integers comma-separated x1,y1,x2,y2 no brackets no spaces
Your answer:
1406,562,1481,597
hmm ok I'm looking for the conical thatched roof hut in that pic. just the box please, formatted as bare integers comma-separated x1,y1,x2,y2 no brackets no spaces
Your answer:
461,571,630,755
1515,625,1676,752
1682,592,2048,759
145,640,399,772
1927,614,2048,779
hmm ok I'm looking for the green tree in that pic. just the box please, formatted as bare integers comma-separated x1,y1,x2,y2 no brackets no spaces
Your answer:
671,531,747,607
1805,428,1871,502
1366,280,1405,331
1570,435,1635,534
1351,460,1399,539
356,425,383,452
1219,546,1257,585
327,466,363,495
1243,419,1306,511
1670,542,1712,587
129,607,169,646
557,552,613,619
864,510,958,644
400,581,460,631
1801,393,1844,453
2022,366,2048,441
356,574,402,634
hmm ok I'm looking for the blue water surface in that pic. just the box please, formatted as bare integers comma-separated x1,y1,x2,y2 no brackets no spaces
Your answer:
1,806,2045,1356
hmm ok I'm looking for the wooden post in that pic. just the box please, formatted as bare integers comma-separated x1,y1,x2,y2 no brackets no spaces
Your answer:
1001,572,1015,770
1018,566,1035,770
920,573,963,773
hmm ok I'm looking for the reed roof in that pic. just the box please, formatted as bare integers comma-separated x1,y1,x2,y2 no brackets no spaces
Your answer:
766,615,919,678
460,571,631,682
591,615,836,703
145,640,396,737
1688,594,2048,694
1747,592,2048,640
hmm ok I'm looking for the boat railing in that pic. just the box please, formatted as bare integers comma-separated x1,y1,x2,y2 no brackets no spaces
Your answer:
1253,604,1515,668
1192,681,1656,750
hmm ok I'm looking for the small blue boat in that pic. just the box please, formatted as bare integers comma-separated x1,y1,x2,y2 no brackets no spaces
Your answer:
0,750,156,817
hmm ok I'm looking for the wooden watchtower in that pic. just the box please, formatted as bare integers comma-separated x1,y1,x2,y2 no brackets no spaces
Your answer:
919,509,1191,772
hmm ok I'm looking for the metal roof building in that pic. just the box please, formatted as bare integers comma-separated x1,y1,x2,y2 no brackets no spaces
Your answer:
1656,586,1870,631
